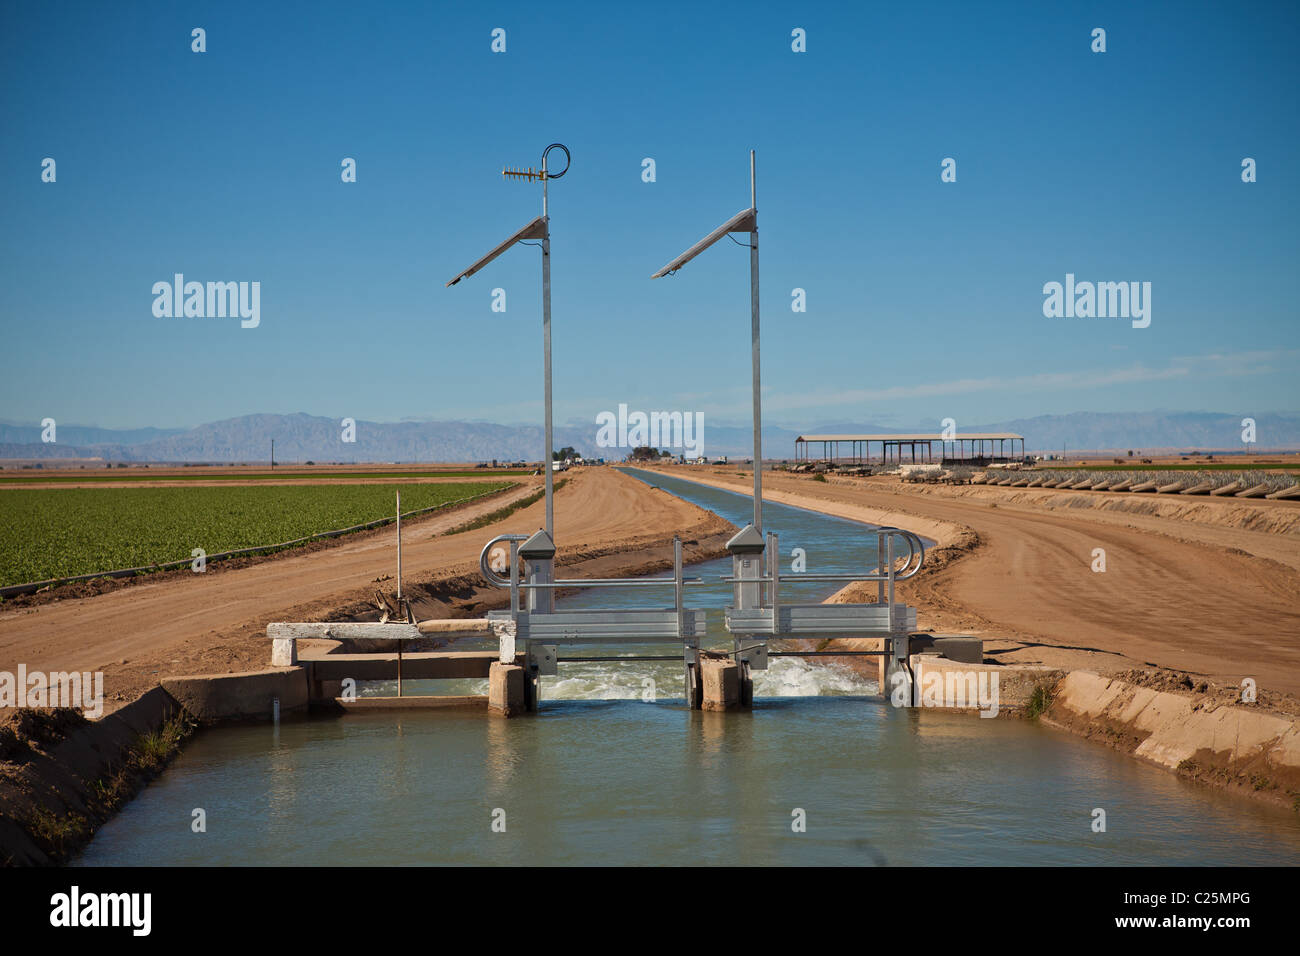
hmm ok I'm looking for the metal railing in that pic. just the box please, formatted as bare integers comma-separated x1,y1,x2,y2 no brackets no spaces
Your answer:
479,534,708,643
480,525,924,641
721,527,925,636
721,527,924,594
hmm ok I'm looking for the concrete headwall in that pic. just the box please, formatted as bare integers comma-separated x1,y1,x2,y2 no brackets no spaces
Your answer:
161,668,309,724
1044,671,1300,808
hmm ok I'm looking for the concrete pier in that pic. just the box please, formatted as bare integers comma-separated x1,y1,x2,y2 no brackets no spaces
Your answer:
488,662,526,717
701,657,748,711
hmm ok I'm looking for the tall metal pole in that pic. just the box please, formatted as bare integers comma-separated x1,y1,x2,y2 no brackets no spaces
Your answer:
542,156,555,538
749,149,763,533
448,146,567,542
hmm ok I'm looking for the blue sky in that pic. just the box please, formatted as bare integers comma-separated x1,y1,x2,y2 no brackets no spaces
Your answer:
2,0,1297,432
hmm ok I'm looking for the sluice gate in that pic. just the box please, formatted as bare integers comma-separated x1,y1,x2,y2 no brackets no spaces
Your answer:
266,520,925,716
478,522,925,714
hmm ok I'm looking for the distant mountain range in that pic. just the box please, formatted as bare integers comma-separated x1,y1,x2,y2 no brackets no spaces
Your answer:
1,411,1297,463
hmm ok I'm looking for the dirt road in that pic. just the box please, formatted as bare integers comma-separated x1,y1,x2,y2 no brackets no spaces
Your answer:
644,467,1300,698
0,468,732,705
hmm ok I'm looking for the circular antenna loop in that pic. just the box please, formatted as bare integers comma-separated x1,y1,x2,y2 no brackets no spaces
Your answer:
542,143,570,179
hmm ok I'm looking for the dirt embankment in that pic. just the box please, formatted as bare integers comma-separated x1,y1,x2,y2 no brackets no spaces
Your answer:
0,468,735,707
0,692,190,865
889,478,1300,563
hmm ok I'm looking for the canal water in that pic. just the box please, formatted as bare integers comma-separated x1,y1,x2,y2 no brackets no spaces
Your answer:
74,469,1300,865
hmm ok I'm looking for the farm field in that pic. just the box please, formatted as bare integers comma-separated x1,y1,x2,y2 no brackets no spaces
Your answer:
0,469,530,484
0,481,513,588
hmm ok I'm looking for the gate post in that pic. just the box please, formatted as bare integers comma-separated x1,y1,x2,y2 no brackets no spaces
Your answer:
520,529,555,614
727,525,765,612
725,525,766,709
519,529,556,711
674,537,704,709
885,634,914,709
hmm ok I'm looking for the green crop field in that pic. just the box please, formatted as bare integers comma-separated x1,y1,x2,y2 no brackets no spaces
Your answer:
0,469,530,484
0,481,512,588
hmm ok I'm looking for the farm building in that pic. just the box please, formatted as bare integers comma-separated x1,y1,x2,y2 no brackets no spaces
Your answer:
793,432,1026,466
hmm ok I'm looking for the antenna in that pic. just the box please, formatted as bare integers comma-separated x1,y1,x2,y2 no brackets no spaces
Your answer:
446,143,571,539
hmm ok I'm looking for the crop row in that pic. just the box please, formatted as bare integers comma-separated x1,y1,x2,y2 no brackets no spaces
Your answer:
973,469,1300,497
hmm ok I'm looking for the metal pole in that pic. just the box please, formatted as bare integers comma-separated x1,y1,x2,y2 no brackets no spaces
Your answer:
542,158,555,538
749,149,763,533
396,489,402,697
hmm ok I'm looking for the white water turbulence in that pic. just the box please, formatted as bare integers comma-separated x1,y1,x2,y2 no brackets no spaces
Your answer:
366,657,876,702
752,657,876,697
544,656,874,701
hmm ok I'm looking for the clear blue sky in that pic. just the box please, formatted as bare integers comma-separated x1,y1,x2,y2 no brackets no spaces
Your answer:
2,0,1297,432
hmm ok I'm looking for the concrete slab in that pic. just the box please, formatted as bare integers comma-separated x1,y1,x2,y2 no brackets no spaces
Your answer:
911,655,1064,713
909,634,984,664
301,650,523,683
161,667,309,724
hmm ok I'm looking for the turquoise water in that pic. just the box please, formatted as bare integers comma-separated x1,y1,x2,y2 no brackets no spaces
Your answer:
73,470,1300,865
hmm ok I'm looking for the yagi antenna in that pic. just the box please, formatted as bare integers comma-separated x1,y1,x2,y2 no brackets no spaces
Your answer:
502,144,570,184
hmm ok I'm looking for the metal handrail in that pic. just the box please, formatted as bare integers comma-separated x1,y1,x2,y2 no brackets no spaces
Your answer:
721,527,926,585
479,535,708,592
519,577,706,589
875,527,925,580
480,533,529,588
723,526,925,639
484,538,705,674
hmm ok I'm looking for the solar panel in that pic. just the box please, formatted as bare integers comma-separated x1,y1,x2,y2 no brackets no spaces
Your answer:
650,207,756,279
445,216,549,287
